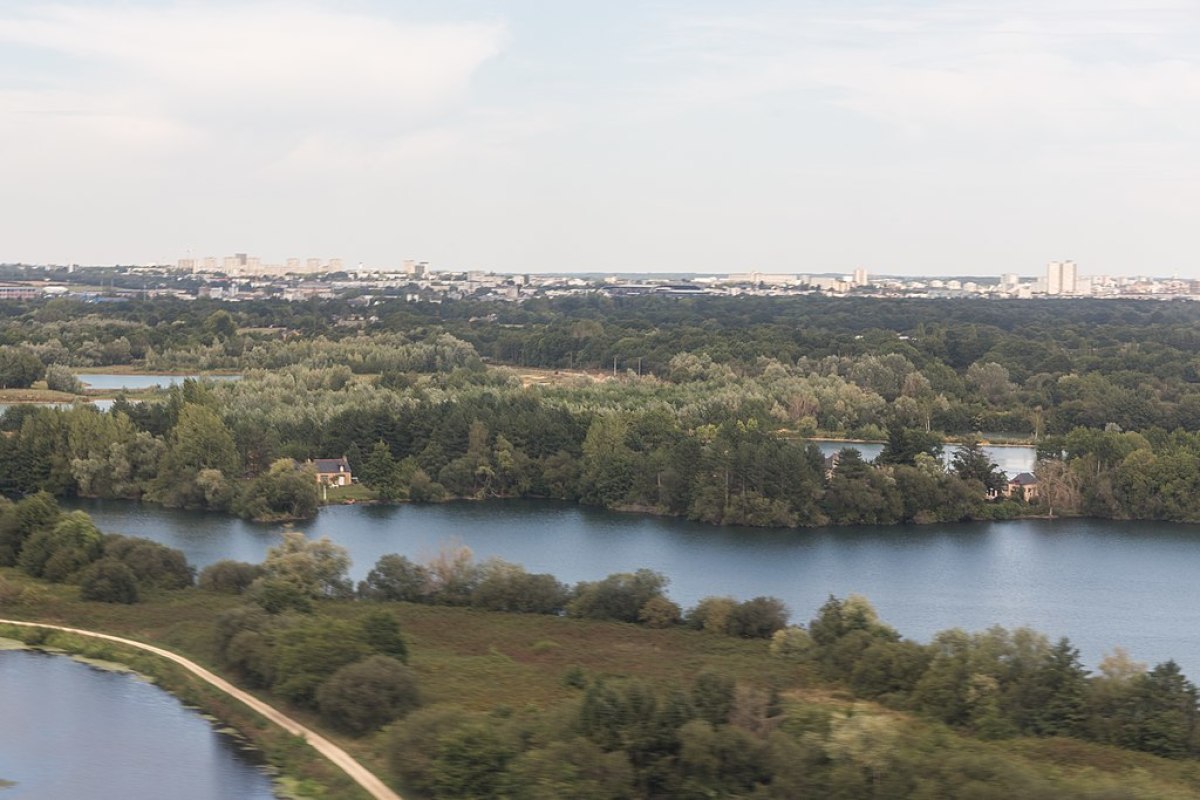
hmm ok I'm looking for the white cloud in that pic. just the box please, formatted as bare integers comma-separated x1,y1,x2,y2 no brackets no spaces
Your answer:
0,1,508,164
652,1,1200,140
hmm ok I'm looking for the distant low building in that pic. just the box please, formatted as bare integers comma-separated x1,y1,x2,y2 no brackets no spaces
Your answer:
312,456,352,486
0,284,42,300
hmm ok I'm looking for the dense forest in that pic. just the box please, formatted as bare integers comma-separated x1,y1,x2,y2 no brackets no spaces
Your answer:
4,294,1200,524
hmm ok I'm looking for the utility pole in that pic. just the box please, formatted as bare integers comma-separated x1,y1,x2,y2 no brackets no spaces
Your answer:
613,356,617,376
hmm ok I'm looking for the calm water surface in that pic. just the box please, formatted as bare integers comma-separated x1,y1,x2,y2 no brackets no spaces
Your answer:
73,373,241,391
70,498,1200,676
810,440,1036,476
0,648,277,799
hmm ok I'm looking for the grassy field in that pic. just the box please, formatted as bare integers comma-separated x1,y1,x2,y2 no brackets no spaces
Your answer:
6,569,1200,799
321,484,379,504
0,387,80,403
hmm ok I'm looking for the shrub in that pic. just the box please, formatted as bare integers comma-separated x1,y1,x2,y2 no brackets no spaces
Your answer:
360,611,408,662
104,534,194,589
316,655,421,735
638,596,682,628
199,560,264,594
45,364,84,394
78,558,140,604
727,597,790,639
358,554,428,602
18,511,102,581
567,569,669,623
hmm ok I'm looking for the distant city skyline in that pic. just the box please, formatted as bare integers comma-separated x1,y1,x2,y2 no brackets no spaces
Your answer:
1,1,1197,276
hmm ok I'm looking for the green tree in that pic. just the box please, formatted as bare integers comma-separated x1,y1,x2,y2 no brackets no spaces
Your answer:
567,569,670,623
1118,660,1199,758
18,511,103,581
360,611,409,662
0,491,60,566
258,529,352,599
472,558,570,615
951,439,1007,494
878,426,944,466
233,458,319,521
0,347,45,389
78,558,140,604
361,441,403,500
272,618,373,706
358,554,429,602
316,655,421,735
727,597,790,639
432,723,517,800
44,364,84,394
150,404,240,509
204,310,237,341
103,534,194,589
198,560,264,593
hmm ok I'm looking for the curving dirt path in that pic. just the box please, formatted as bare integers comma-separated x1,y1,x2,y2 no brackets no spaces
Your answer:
0,618,402,800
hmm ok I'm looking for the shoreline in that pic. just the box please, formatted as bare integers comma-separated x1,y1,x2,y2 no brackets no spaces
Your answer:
0,634,290,799
61,491,1090,530
0,622,394,800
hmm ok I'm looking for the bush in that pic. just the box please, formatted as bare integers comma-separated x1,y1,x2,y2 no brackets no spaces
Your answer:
316,655,421,735
567,569,669,623
233,459,319,521
78,558,140,604
18,511,102,581
638,596,682,628
358,554,428,602
247,576,314,614
45,364,84,394
727,597,790,638
104,534,194,589
199,559,264,594
0,347,45,389
472,559,570,615
770,627,815,660
361,611,409,662
686,596,738,634
272,619,373,706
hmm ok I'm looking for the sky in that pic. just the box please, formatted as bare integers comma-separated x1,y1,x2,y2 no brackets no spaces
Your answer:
0,1,1197,276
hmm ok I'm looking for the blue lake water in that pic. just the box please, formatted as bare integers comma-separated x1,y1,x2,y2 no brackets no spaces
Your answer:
74,373,241,391
0,648,277,799
69,498,1200,677
809,440,1036,476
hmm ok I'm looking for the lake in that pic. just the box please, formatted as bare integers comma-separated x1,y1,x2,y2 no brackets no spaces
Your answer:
0,648,277,799
810,439,1036,476
69,498,1200,677
74,373,242,391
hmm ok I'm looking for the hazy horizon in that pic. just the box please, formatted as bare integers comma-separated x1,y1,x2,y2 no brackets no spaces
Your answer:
1,1,1196,276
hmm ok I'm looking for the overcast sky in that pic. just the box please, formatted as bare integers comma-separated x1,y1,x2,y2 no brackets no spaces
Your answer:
1,1,1197,276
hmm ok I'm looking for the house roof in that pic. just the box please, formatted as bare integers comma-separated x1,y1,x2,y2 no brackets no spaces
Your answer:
313,457,350,473
1010,472,1038,486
